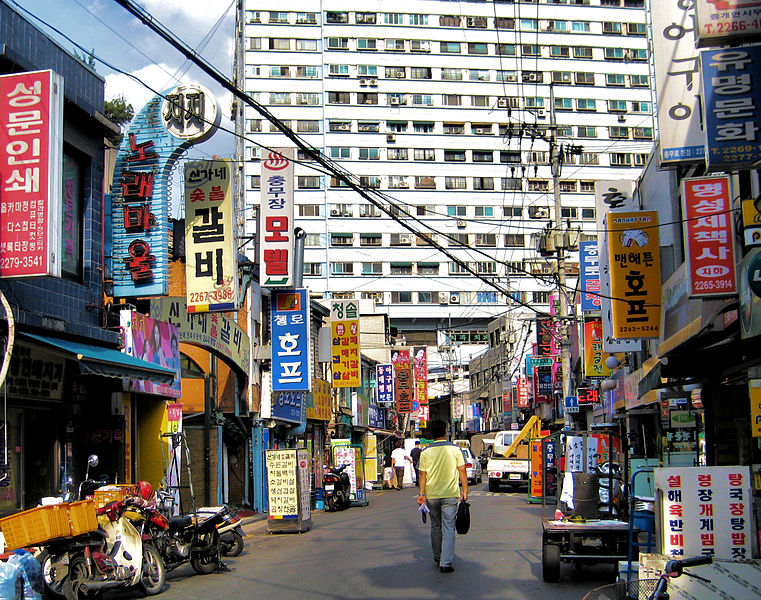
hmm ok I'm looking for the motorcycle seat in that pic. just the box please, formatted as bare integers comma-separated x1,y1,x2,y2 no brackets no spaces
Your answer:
169,515,193,530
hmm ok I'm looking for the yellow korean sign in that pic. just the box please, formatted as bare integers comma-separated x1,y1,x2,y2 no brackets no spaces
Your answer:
307,378,332,421
607,211,661,338
331,320,360,387
583,319,611,378
750,380,761,438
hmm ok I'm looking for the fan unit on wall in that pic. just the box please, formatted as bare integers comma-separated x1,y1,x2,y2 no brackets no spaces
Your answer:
449,292,461,304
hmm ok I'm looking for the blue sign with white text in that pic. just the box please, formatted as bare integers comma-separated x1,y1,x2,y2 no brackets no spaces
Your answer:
579,241,601,312
270,288,311,392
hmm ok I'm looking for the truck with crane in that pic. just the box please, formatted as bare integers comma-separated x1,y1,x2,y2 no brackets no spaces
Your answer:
485,416,542,492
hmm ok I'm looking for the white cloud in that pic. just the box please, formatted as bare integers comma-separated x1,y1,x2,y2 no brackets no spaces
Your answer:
137,0,235,26
104,63,194,111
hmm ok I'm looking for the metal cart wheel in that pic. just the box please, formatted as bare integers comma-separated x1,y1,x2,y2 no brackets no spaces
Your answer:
542,540,561,582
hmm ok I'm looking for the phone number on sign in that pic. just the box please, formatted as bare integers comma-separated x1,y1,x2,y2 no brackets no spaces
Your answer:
0,255,43,270
694,279,734,291
189,289,234,303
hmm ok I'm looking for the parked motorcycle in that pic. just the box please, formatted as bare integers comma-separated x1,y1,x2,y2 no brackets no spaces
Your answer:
595,461,626,520
477,450,490,471
197,505,244,557
322,464,351,512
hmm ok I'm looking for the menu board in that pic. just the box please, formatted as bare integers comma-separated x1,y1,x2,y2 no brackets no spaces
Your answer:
266,450,298,518
297,449,311,521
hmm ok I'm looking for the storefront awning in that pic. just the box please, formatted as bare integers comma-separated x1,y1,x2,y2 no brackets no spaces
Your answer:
21,333,176,384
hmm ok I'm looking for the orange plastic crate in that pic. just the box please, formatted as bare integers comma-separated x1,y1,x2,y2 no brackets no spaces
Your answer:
67,499,98,536
93,484,139,509
0,504,70,550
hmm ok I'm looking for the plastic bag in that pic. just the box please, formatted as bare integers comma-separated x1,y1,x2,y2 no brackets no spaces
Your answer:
0,561,22,600
455,500,470,535
8,550,42,600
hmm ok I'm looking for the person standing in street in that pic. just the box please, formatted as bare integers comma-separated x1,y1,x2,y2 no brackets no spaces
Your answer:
391,439,411,490
416,419,467,573
410,440,422,484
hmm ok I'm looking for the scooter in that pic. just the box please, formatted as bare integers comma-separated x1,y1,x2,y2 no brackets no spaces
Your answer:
596,461,626,520
322,464,351,512
197,505,244,557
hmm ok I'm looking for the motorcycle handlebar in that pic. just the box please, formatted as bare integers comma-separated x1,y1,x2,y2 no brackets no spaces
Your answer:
665,555,713,575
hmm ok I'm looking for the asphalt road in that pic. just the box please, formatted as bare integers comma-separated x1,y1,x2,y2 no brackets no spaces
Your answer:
125,483,619,600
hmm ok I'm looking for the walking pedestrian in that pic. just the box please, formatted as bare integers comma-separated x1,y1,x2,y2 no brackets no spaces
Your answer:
382,451,395,489
416,419,468,573
410,440,422,484
391,439,411,490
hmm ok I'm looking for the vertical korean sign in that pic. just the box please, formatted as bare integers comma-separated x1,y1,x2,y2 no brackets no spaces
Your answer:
184,160,237,312
260,149,294,287
0,70,62,277
376,364,394,404
607,211,661,338
516,377,529,409
330,299,360,388
651,1,705,164
392,350,412,413
579,241,601,312
412,346,428,410
271,288,311,392
701,45,761,172
583,318,611,379
681,176,737,297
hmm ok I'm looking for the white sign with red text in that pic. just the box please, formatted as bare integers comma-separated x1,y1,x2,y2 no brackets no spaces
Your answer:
259,148,294,287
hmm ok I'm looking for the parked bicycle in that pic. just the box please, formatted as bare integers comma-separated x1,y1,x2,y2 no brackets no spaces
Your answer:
582,555,713,600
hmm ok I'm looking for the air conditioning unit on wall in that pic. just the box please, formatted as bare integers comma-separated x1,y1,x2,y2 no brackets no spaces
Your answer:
438,292,449,304
449,292,461,304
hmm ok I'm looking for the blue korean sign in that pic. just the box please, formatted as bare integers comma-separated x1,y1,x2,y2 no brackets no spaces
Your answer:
376,364,394,404
564,396,579,413
272,391,305,423
579,241,601,312
271,288,311,392
701,45,761,171
368,404,386,429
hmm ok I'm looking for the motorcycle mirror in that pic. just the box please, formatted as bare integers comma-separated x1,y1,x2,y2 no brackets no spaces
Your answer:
87,454,99,467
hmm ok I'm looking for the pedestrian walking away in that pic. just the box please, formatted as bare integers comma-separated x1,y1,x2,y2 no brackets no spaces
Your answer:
417,419,468,573
410,440,422,484
391,440,411,490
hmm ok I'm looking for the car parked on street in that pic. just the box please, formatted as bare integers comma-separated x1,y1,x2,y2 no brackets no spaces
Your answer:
461,447,483,485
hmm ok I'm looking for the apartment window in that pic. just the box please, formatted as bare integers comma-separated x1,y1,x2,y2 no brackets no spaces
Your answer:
550,20,568,32
496,17,515,29
630,74,649,87
561,207,579,220
245,11,261,23
609,126,629,139
357,121,379,132
356,12,376,24
448,234,468,247
610,153,633,166
387,93,407,105
608,99,627,112
326,37,349,50
445,176,466,190
296,93,320,105
443,95,462,106
522,45,541,57
390,263,413,275
577,98,597,111
475,234,497,248
633,127,653,140
475,206,494,218
504,234,525,247
268,119,291,133
557,126,573,137
409,14,428,26
303,263,323,276
359,176,381,189
391,291,413,303
573,47,593,59
297,66,319,78
269,38,290,50
326,11,348,23
562,179,580,194
385,66,406,79
468,42,488,55
416,205,434,217
529,151,548,164
415,176,436,189
605,47,626,60
631,101,651,113
388,148,408,160
572,20,591,32
576,72,595,85
331,233,354,246
418,291,435,303
607,73,626,86
270,66,291,78
440,41,461,53
358,92,378,104
328,92,350,104
580,180,595,192
471,96,489,107
357,38,378,51
417,263,440,276
634,153,648,166
358,65,378,77
447,206,467,217
477,262,497,275
627,22,647,35
385,39,405,51
555,98,573,111
414,148,435,161
411,94,433,106
580,152,599,165
413,122,434,133
247,175,260,189
329,147,351,159
502,179,522,191
444,150,466,162
269,92,291,105
520,18,538,30
472,123,492,135
496,44,516,56
359,148,380,160
630,49,647,61
550,46,570,59
329,120,351,132
500,151,521,164
603,21,622,34
443,123,464,135
528,180,550,192
533,291,550,304
360,233,382,246
525,97,544,109
245,119,262,133
384,12,403,24
299,204,322,217
552,71,572,84
473,177,494,190
506,262,524,276
387,121,407,133
298,176,320,189
304,234,322,247
473,151,493,163
442,68,463,81
330,203,352,217
295,39,318,51
362,262,383,275
295,12,316,24
440,15,461,27
388,176,409,188
470,69,489,81
449,262,471,275
577,126,597,138
331,262,353,275
410,40,432,52
410,67,432,79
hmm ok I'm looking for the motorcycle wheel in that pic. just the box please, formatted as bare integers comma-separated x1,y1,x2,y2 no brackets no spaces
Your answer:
37,549,65,599
221,531,244,557
191,551,219,575
325,496,335,512
63,556,101,600
138,543,166,596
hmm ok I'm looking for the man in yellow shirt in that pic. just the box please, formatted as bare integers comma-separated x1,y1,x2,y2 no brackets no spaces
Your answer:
416,419,468,573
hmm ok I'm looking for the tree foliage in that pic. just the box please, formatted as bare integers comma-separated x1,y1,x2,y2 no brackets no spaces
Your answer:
104,96,135,146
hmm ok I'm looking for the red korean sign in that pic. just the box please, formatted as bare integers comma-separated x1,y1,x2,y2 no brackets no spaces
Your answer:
681,176,737,297
516,377,529,409
0,70,62,277
259,148,294,287
392,350,413,413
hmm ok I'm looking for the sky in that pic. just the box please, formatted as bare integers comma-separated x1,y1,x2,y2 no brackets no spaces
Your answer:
9,0,237,163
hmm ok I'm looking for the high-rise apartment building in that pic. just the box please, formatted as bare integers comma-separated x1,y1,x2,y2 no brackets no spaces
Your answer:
236,0,653,345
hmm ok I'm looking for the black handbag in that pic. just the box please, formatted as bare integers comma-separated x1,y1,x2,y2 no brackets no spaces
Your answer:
455,500,470,535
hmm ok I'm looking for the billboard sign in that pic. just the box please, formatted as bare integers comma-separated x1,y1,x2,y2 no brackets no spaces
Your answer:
270,288,311,392
0,70,62,277
184,160,237,312
695,0,761,47
120,310,181,397
260,149,295,287
376,364,394,404
330,299,360,388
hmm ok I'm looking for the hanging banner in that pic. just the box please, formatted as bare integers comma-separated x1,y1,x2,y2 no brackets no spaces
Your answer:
651,1,706,164
184,159,237,312
270,288,311,392
535,318,554,356
695,0,761,48
260,148,295,287
376,364,394,404
681,176,737,297
412,346,428,407
579,241,601,311
516,377,529,409
701,45,761,171
330,299,360,388
120,310,181,397
750,380,761,438
392,350,413,413
607,211,661,339
0,69,63,278
583,318,611,378
307,378,331,421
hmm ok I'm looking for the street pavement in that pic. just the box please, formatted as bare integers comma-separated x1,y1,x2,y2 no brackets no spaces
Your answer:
129,483,618,600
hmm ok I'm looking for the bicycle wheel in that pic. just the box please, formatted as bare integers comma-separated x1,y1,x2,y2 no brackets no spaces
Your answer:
582,579,661,600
